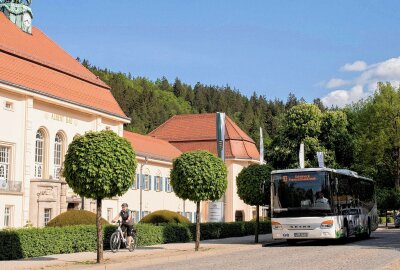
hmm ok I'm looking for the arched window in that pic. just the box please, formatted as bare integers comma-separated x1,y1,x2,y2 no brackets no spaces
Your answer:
34,130,45,178
53,133,64,179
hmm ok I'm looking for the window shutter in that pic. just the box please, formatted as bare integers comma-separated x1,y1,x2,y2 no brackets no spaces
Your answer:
165,177,168,192
148,175,152,190
153,176,157,191
136,174,140,189
141,175,145,190
160,177,163,191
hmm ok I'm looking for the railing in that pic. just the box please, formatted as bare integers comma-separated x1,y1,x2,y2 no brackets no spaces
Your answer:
0,181,22,192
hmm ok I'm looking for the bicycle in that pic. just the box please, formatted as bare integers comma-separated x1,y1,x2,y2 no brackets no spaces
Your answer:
110,220,138,253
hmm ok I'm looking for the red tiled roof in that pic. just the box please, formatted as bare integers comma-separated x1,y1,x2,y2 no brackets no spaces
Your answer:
148,113,260,160
124,131,182,162
0,13,127,120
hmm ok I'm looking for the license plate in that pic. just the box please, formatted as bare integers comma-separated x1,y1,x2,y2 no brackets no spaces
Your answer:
294,233,308,237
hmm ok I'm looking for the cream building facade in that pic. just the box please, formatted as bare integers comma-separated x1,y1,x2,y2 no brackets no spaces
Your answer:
0,2,262,229
0,5,129,227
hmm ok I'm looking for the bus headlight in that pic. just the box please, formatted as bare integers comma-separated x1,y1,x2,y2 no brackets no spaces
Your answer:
272,221,283,230
320,220,333,229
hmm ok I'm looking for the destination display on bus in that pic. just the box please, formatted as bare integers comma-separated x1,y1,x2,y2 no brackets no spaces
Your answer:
282,174,318,182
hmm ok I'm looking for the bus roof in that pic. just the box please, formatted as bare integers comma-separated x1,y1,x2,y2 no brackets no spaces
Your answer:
271,168,374,182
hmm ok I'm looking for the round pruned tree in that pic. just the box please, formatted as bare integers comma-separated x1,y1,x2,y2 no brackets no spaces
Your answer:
236,163,272,243
171,150,227,251
63,130,137,263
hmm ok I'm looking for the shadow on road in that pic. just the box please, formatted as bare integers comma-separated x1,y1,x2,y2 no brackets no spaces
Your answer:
136,246,165,250
20,257,58,261
263,229,400,250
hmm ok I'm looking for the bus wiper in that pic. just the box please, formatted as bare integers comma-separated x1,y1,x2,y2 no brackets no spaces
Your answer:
288,207,330,215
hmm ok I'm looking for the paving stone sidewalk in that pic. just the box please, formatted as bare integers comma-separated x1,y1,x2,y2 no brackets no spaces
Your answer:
2,234,273,270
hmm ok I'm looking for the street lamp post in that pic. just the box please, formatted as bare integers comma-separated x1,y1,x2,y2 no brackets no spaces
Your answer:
139,156,148,221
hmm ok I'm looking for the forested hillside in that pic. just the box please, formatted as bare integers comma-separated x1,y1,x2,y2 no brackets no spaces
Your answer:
83,60,318,145
82,59,400,192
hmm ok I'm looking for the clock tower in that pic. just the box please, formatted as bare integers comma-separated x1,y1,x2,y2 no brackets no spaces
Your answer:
0,0,33,34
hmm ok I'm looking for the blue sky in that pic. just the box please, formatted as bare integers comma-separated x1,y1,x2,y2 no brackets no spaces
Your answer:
31,0,400,106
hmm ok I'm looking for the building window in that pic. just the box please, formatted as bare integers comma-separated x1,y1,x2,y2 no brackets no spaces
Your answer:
235,210,244,222
4,101,13,111
35,130,45,178
107,208,113,223
53,133,63,179
155,176,163,192
144,174,150,190
132,174,139,190
44,208,52,226
4,205,13,227
165,177,172,193
0,146,10,185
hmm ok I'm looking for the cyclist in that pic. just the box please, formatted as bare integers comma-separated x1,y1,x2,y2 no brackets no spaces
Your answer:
112,203,134,250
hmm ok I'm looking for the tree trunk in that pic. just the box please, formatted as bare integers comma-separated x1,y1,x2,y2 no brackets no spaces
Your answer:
81,197,85,210
396,147,400,190
386,210,388,228
255,205,259,243
96,198,103,263
195,201,200,251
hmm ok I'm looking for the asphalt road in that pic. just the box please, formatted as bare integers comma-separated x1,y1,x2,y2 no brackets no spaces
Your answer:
110,228,400,270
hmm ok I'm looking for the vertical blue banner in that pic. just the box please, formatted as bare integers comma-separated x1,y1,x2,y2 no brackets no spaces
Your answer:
209,112,226,223
216,112,225,161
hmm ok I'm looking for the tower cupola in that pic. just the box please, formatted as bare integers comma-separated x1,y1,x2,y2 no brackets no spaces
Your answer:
0,0,33,34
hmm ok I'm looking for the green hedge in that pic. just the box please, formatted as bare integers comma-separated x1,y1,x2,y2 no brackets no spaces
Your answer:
188,221,271,240
379,216,394,224
140,210,190,225
47,210,109,227
0,221,271,260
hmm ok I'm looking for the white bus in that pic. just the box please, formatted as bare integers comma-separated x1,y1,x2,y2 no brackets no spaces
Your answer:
271,168,378,243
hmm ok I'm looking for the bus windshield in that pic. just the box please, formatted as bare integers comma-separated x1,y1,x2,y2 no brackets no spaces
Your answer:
272,171,333,217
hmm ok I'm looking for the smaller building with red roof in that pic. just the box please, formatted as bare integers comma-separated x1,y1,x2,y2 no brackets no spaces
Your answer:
149,113,262,222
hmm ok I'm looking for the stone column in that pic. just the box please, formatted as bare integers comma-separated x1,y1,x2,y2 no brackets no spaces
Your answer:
60,181,67,214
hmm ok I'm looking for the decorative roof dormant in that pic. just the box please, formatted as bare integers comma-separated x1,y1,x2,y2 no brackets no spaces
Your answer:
0,0,33,34
0,1,31,5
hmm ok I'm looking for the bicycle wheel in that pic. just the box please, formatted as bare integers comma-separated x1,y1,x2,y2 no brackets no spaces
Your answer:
129,233,138,252
110,232,121,253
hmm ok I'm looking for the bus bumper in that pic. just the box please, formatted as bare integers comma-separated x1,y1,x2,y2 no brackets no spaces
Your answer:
272,227,337,240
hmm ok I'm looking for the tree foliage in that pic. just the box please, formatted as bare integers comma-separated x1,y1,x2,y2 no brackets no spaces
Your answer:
350,83,400,189
269,104,351,169
376,188,400,212
63,130,137,199
63,130,136,263
80,58,400,190
236,164,272,206
170,150,227,251
236,164,272,243
171,151,228,202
